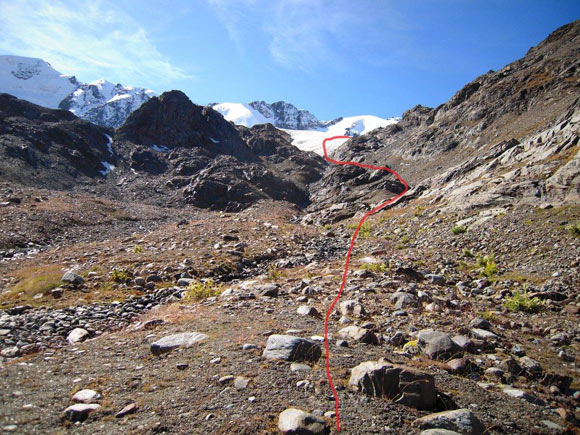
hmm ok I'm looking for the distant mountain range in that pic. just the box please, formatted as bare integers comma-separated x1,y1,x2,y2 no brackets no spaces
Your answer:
0,55,155,128
0,55,396,154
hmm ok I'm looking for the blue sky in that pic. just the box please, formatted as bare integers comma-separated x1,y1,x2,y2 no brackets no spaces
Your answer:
0,0,578,120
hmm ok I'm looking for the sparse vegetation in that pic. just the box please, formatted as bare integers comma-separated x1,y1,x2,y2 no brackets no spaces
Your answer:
132,244,143,253
567,221,580,237
504,291,543,313
361,262,388,273
401,234,410,244
183,279,223,302
267,264,284,280
477,253,497,277
347,221,372,238
111,269,131,283
462,248,474,258
2,264,64,306
452,225,467,235
478,310,497,321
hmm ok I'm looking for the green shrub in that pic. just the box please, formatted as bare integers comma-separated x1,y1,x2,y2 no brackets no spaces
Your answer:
401,234,410,244
477,253,497,277
133,244,143,254
347,221,372,238
361,262,388,273
111,269,131,283
184,279,222,302
267,265,284,281
462,248,474,258
504,291,543,313
567,221,580,237
452,225,467,235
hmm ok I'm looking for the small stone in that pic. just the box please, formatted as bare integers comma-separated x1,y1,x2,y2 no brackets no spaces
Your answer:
150,332,208,356
219,375,235,385
417,330,461,360
234,376,250,390
62,271,84,286
116,403,138,418
338,325,379,345
67,328,90,344
72,389,101,404
210,357,221,364
297,305,319,317
290,363,312,372
2,425,18,433
339,300,366,318
278,408,329,434
336,339,349,348
176,363,189,370
558,350,574,362
242,343,259,351
51,287,64,298
503,387,545,405
64,404,101,422
469,318,491,330
470,328,498,340
511,344,525,357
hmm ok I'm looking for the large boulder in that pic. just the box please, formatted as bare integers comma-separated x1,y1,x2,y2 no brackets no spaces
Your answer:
349,359,437,410
262,335,321,362
150,332,208,356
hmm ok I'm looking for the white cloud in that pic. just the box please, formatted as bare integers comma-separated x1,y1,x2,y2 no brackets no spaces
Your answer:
206,0,401,72
0,0,191,85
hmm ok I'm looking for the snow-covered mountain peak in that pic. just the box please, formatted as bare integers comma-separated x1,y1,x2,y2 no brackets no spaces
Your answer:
0,55,78,108
0,54,156,128
212,99,398,155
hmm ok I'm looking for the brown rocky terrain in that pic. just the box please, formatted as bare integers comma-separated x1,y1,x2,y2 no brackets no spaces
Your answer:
1,20,580,435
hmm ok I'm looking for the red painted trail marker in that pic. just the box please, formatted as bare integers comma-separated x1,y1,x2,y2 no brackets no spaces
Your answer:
322,136,409,432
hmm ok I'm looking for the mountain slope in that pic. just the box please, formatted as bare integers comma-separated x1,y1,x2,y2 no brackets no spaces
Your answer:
0,91,326,211
0,55,155,128
306,19,580,222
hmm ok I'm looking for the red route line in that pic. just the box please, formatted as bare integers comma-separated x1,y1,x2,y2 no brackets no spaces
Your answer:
322,135,409,432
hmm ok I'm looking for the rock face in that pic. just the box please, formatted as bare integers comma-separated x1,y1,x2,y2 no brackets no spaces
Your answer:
59,80,155,128
0,93,115,190
150,332,209,356
307,20,580,223
262,335,321,362
349,360,437,410
278,408,329,434
0,91,327,212
248,100,325,130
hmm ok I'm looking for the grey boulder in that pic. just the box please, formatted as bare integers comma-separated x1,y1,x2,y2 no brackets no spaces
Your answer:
150,332,208,356
262,335,321,362
413,409,485,435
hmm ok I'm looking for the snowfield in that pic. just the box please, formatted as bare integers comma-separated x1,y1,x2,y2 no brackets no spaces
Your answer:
282,115,398,156
211,102,271,127
213,101,398,156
